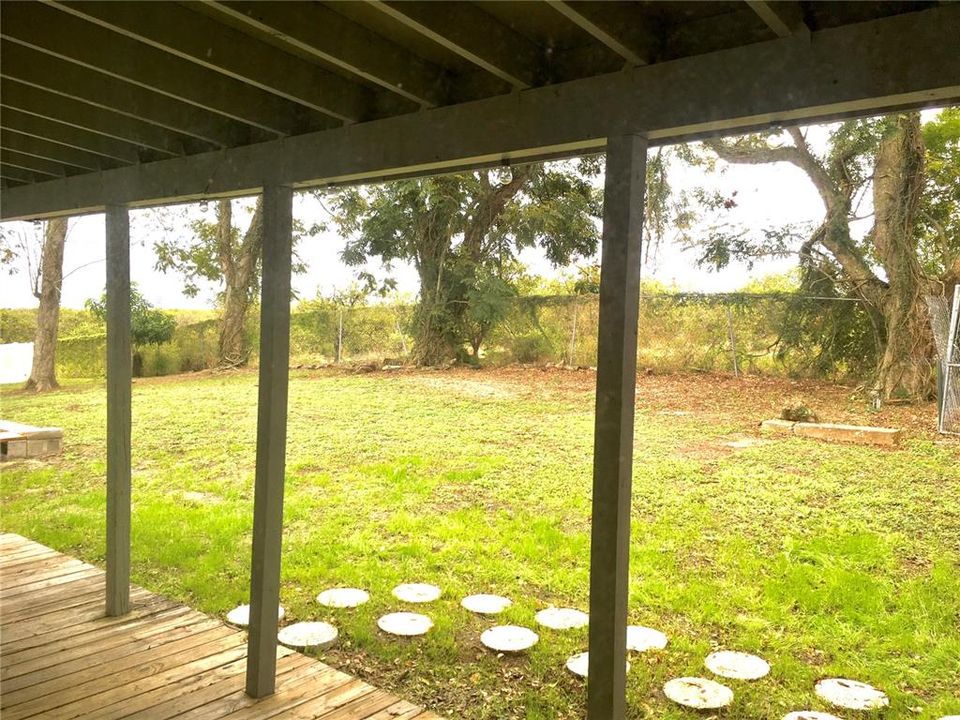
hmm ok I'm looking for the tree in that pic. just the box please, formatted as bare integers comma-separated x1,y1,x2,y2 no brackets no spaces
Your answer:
673,111,960,400
87,284,176,376
331,160,603,365
24,219,69,392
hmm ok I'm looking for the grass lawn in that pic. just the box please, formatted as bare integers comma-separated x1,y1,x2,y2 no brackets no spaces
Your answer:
1,368,958,719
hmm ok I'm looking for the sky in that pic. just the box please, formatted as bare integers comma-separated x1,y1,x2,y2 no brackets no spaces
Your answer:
0,123,876,311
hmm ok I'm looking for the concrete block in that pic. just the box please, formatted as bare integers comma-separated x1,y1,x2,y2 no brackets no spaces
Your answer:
2,438,28,459
760,419,796,435
793,422,901,446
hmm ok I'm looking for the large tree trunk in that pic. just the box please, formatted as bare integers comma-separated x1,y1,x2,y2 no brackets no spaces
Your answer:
872,113,936,400
25,218,68,392
411,236,461,366
216,199,263,367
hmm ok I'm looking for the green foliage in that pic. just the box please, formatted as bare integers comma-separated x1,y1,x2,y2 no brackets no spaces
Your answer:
86,284,176,348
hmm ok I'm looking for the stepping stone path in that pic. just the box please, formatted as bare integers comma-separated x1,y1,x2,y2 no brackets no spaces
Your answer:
392,583,441,603
316,587,369,608
480,625,538,654
535,607,588,630
815,678,889,710
226,603,284,628
626,625,667,652
663,677,734,710
783,713,842,720
278,621,339,650
565,652,630,679
704,650,770,680
461,594,512,615
377,611,433,637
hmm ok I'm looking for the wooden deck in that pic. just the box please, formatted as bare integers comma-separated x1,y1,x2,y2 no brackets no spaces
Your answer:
0,533,443,720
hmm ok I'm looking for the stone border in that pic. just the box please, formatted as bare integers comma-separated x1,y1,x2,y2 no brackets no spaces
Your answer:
760,419,900,446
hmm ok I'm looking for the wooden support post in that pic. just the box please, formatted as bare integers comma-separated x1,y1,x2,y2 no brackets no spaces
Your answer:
105,204,131,617
245,185,293,698
587,134,647,719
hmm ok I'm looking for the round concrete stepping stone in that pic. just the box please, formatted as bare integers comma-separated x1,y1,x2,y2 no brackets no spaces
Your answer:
226,603,284,628
815,678,889,710
377,612,433,637
626,625,668,652
461,594,512,615
535,607,588,630
783,713,843,720
565,652,630,679
663,677,734,710
392,583,441,603
705,650,770,680
480,625,538,654
316,588,369,608
277,621,338,650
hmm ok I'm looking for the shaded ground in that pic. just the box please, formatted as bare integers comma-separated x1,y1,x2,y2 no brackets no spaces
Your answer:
1,368,958,719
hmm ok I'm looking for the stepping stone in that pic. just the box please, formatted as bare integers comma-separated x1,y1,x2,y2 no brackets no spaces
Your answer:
226,603,284,628
316,587,369,608
278,621,338,650
626,625,668,652
535,607,588,630
480,625,538,654
392,583,441,603
663,677,734,710
704,650,770,680
783,713,843,720
377,612,433,637
815,678,889,710
461,594,512,615
565,652,630,679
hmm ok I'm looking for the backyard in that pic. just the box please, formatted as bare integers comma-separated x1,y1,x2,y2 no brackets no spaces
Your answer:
1,367,958,719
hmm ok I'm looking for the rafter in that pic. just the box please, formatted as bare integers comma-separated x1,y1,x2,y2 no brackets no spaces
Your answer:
0,44,253,148
0,108,142,165
365,1,542,90
1,150,66,179
48,1,373,123
0,165,49,185
746,1,808,38
0,130,119,172
0,2,315,136
204,1,447,109
0,81,189,158
545,1,650,66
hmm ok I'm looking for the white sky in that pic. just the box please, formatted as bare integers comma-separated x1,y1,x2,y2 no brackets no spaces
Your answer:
0,121,897,311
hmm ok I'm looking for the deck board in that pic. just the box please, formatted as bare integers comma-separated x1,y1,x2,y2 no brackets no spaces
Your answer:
0,533,442,720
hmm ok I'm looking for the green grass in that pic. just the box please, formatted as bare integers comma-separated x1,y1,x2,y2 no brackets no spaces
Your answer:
2,369,958,719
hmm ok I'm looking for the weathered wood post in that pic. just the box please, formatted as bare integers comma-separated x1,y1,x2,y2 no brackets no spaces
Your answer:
588,134,647,719
105,204,132,617
245,185,293,698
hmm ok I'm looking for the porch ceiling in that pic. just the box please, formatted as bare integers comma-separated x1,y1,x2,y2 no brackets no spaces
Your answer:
1,1,958,219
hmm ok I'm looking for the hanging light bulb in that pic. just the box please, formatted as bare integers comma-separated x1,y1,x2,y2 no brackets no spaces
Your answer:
199,199,209,212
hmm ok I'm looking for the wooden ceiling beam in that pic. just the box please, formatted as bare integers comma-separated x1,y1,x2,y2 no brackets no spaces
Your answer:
0,108,143,165
1,150,67,179
0,81,190,158
0,165,50,185
0,44,254,148
746,1,809,38
0,2,312,137
545,1,650,66
0,130,122,172
365,1,542,90
205,1,446,110
49,1,369,124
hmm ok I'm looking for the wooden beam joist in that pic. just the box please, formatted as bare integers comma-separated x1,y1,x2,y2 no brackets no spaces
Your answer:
0,166,48,185
546,1,649,66
49,1,367,124
0,107,143,164
1,2,311,137
366,1,542,89
3,5,958,221
0,44,253,148
0,150,66,179
0,80,191,157
0,129,120,172
746,1,808,38
205,0,445,110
